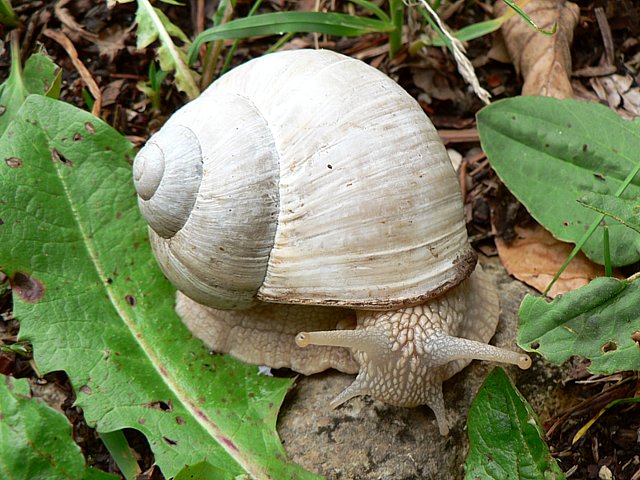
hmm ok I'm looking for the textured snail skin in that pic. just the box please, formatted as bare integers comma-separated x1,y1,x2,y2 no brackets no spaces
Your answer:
177,266,530,436
134,49,531,436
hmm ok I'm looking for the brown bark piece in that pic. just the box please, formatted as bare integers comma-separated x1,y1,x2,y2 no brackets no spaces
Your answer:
495,223,607,298
494,0,580,98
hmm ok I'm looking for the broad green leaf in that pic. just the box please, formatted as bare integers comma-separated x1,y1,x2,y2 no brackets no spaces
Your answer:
134,0,199,99
579,192,640,234
0,375,118,480
464,368,565,480
478,96,640,266
0,43,60,136
0,95,319,480
189,12,395,64
518,276,640,373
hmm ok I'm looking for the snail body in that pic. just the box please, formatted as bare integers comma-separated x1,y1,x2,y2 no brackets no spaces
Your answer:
133,49,530,435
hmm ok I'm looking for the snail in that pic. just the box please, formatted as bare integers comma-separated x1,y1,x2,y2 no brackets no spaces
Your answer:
133,49,531,435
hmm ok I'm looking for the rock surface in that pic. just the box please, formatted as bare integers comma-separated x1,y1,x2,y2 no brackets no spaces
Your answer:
277,257,567,479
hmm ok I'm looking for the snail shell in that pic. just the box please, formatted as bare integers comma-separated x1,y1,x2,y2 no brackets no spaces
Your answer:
133,49,476,311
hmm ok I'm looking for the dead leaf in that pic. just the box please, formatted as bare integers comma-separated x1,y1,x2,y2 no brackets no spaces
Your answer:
590,74,640,118
55,0,129,62
494,0,579,98
413,69,465,102
495,223,607,297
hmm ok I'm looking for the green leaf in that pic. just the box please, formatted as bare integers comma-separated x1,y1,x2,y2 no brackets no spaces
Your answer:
464,368,565,480
579,192,640,234
0,375,118,480
478,96,640,266
0,40,61,136
189,11,395,64
134,0,200,99
0,95,319,480
518,275,640,373
23,52,63,99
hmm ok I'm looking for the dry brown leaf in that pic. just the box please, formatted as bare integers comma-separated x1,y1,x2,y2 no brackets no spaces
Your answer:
494,0,579,98
413,69,465,102
590,73,640,119
495,223,607,297
56,0,128,62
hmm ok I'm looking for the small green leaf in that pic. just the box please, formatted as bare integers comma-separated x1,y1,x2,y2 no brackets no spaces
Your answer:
518,276,640,373
0,95,319,479
579,192,640,234
23,52,62,99
478,96,640,266
0,375,118,480
464,368,565,480
189,11,395,64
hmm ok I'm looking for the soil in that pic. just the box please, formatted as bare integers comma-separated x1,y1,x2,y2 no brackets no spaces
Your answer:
1,1,639,479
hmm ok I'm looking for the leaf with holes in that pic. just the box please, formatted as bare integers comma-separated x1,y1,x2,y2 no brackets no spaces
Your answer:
464,368,565,480
518,275,640,373
478,96,640,266
0,95,319,480
0,375,118,480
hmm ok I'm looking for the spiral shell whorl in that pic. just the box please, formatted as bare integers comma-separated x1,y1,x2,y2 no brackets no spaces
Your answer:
134,125,203,238
134,92,280,309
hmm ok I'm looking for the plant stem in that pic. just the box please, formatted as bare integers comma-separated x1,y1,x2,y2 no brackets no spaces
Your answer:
388,0,404,57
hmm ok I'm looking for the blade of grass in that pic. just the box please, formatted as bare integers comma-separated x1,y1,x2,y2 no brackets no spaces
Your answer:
544,160,640,295
0,0,18,27
388,0,404,57
100,431,141,480
572,397,640,445
188,11,395,64
200,0,234,89
267,31,296,53
220,0,263,75
348,0,389,22
501,0,557,35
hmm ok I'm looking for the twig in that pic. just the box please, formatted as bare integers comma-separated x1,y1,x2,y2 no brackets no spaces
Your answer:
43,28,102,117
438,128,479,144
594,7,614,67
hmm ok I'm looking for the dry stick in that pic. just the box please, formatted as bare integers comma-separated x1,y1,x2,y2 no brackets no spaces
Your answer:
438,128,479,144
594,7,614,67
43,29,102,117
